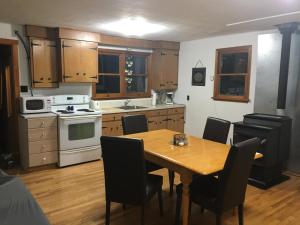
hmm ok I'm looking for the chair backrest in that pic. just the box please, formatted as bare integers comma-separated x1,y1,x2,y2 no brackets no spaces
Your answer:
122,114,149,135
101,136,147,205
203,117,231,144
217,137,260,212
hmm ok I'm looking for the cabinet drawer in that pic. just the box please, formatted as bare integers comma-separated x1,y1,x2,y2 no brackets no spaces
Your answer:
27,117,57,129
148,110,168,117
29,151,58,167
102,113,123,122
28,139,57,154
28,127,57,142
168,107,184,115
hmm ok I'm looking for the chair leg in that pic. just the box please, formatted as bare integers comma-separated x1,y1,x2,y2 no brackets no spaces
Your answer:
168,170,175,196
158,187,164,216
216,213,222,225
174,188,182,225
105,200,111,225
238,204,244,225
140,205,145,225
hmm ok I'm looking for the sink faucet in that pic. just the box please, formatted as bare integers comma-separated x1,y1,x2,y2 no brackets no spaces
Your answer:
124,99,131,106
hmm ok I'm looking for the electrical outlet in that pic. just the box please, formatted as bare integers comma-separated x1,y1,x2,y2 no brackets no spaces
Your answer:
187,95,190,101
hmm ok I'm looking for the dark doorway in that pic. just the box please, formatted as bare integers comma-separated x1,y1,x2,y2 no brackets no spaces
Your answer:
0,39,20,169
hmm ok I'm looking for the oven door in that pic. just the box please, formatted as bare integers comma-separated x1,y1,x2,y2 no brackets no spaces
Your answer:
59,115,101,151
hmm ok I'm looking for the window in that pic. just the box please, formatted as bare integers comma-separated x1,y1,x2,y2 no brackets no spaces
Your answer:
93,49,150,99
213,46,252,102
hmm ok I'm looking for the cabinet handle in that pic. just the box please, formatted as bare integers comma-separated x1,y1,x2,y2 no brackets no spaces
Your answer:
160,84,165,86
31,42,41,47
161,52,166,56
62,44,72,48
90,76,98,79
102,127,108,129
64,75,73,78
83,73,86,76
33,80,43,83
47,45,57,48
148,121,154,123
76,73,80,75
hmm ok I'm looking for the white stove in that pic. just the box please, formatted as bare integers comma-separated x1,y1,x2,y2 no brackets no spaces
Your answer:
51,95,102,167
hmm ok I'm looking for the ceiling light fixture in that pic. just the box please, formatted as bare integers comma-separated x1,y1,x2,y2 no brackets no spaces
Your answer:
226,10,300,27
100,17,166,37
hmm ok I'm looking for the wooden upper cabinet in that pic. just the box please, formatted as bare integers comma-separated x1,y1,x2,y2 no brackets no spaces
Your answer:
80,41,98,82
152,49,179,91
61,39,98,83
164,50,179,89
30,39,58,88
61,39,81,82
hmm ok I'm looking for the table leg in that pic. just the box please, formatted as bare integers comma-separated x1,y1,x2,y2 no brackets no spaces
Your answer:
180,173,193,225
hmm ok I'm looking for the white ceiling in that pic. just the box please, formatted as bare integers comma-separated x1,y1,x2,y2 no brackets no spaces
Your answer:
0,0,300,41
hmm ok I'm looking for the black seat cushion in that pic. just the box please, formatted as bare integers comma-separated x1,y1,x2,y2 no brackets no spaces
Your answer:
146,174,163,200
176,175,218,210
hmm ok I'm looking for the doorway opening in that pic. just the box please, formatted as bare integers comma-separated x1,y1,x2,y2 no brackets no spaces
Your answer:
0,39,20,169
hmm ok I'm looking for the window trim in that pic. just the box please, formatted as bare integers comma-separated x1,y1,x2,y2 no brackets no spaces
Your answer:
92,49,151,100
213,45,252,103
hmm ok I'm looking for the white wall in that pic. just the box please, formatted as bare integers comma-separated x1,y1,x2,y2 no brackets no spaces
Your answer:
174,32,259,141
0,22,92,97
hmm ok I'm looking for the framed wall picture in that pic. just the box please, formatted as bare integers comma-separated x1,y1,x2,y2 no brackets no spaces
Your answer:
192,67,206,86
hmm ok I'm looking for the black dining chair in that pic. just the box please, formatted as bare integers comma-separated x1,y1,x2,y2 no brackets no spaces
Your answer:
122,114,175,195
203,117,231,144
174,137,260,225
101,136,163,225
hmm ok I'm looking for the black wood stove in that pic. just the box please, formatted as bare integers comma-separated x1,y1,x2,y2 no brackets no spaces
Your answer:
233,113,292,189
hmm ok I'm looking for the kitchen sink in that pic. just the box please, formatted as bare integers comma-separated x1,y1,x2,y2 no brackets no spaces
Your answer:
117,105,148,110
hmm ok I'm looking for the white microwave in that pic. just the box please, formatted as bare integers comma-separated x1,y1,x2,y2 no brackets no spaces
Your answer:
20,96,52,114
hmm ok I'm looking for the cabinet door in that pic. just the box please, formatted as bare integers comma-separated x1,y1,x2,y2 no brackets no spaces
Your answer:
80,41,98,82
148,116,168,131
62,39,81,82
167,114,178,132
164,50,179,90
31,39,58,88
151,50,167,90
167,113,184,133
102,121,123,136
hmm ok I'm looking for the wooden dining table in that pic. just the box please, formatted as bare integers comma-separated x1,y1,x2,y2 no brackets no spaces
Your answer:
125,129,262,225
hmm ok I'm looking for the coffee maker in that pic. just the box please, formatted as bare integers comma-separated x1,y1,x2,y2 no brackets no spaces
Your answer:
165,92,174,104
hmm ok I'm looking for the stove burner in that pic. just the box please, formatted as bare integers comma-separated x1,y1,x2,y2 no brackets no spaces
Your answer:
57,110,74,114
77,109,95,112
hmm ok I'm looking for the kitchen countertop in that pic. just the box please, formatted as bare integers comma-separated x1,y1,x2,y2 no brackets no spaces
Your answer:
20,112,57,119
101,104,185,114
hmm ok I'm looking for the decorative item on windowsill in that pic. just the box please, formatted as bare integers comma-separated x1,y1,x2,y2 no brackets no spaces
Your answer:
173,134,188,146
192,59,206,86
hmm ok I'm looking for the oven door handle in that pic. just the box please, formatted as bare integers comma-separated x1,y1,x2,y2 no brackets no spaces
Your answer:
61,146,101,154
60,115,102,120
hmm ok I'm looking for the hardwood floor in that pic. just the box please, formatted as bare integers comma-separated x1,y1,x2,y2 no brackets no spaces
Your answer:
13,161,300,225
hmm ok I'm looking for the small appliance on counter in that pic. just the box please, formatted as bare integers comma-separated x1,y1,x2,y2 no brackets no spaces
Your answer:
151,90,157,106
20,96,52,114
51,95,102,167
166,92,174,105
90,100,101,111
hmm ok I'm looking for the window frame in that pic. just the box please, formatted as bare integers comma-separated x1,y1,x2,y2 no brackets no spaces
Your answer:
213,45,252,103
92,49,151,100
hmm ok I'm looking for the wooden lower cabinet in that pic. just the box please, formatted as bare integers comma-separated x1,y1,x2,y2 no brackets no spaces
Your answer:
19,116,58,169
148,115,168,131
101,107,185,136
